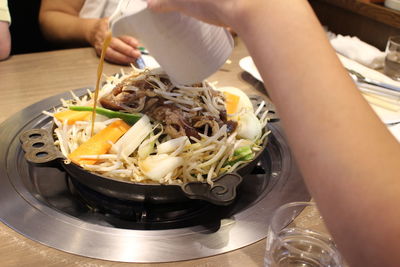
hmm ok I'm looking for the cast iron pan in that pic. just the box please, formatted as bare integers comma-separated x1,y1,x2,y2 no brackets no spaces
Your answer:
19,96,276,206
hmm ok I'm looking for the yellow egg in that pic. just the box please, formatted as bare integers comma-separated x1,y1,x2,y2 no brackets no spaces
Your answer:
216,86,254,115
216,86,261,140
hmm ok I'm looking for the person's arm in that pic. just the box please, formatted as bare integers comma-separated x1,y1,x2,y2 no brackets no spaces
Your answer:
0,20,10,60
39,0,91,45
0,0,11,60
148,1,400,266
39,0,141,65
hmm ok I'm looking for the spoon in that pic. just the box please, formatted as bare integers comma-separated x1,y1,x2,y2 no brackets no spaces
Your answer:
347,68,400,93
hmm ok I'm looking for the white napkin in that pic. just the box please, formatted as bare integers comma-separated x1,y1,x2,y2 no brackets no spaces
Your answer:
330,34,385,69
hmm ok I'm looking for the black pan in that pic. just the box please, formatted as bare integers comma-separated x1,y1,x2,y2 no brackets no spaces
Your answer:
19,96,275,206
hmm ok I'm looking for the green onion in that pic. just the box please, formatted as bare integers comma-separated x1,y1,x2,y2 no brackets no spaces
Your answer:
225,145,254,166
69,106,142,125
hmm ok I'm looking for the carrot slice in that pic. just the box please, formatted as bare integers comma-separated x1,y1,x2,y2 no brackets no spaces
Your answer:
223,91,240,115
68,120,131,165
54,110,92,125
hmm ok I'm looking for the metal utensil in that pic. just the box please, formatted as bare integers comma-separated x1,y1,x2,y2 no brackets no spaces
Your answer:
357,82,400,100
387,121,400,126
347,68,400,93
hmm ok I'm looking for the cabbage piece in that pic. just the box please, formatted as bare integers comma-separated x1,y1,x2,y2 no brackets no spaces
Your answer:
138,154,184,182
237,112,262,140
157,136,189,154
111,115,152,157
138,133,155,159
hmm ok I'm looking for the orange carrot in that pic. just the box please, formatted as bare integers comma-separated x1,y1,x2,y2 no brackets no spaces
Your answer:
223,91,240,115
54,110,92,125
68,120,131,165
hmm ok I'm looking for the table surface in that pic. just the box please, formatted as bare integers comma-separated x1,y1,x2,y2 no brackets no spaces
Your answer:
0,39,314,267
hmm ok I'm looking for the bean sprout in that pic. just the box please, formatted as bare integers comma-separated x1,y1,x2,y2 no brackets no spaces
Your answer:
49,67,270,185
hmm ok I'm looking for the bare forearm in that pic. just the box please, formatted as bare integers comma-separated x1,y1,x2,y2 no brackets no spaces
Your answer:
236,1,400,266
39,0,140,65
39,10,95,46
0,21,11,60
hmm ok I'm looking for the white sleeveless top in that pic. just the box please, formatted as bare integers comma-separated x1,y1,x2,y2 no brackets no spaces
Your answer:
79,0,120,18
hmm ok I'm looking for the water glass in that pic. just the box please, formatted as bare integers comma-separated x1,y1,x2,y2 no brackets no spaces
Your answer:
384,36,400,81
264,202,343,267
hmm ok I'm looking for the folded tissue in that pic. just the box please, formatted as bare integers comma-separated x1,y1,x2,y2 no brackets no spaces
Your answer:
330,34,385,69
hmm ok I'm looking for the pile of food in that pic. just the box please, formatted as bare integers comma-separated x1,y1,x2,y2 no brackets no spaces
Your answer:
45,67,270,185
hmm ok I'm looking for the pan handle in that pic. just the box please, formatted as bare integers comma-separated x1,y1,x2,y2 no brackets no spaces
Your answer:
180,173,243,206
20,129,64,167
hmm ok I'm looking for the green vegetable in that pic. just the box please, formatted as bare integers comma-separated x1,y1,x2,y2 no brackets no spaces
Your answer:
233,146,252,157
69,106,142,125
225,145,254,166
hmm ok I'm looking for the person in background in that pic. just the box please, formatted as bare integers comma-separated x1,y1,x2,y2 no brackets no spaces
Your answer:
147,1,400,267
0,0,11,60
39,0,141,65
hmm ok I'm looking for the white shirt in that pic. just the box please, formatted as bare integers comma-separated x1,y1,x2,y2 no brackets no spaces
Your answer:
79,0,120,18
0,0,11,23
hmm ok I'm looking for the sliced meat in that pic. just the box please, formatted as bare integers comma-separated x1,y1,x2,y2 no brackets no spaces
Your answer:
226,120,238,134
100,80,158,111
193,117,220,135
149,104,200,139
192,115,236,135
99,75,235,140
142,97,161,113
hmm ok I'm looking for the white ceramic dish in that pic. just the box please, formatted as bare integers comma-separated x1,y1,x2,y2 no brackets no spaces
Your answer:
369,104,400,125
388,123,400,143
239,56,263,82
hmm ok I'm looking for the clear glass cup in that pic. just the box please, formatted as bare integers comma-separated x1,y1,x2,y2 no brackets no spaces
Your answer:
264,202,343,267
384,36,400,81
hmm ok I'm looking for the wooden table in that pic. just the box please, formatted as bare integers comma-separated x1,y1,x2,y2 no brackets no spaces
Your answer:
0,39,278,267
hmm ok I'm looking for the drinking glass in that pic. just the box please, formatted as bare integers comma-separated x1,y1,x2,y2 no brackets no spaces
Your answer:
264,202,343,267
384,36,400,81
